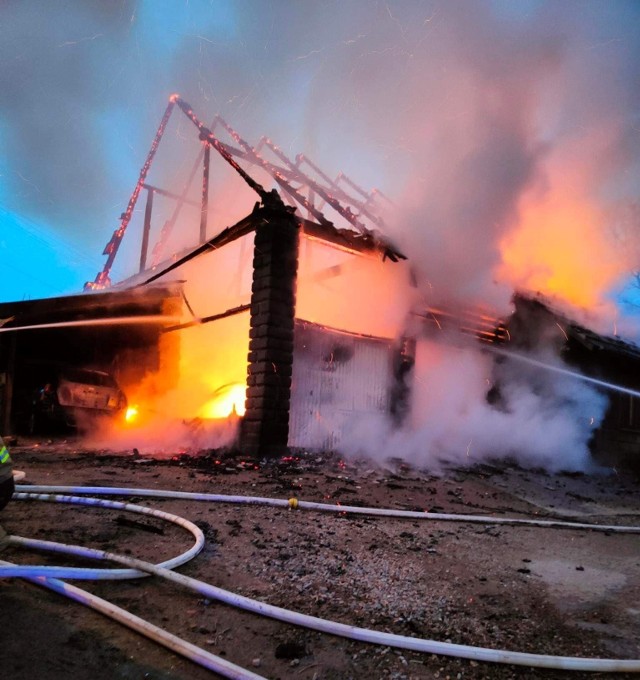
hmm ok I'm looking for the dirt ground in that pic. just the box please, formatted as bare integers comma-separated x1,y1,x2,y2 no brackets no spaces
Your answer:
1,437,640,680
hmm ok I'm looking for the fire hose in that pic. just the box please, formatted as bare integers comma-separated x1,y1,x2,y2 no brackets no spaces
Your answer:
3,485,640,676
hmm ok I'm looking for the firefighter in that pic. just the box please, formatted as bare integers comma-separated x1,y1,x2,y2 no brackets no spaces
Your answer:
0,435,14,511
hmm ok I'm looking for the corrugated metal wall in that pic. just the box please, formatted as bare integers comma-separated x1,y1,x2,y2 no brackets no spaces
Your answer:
288,320,393,450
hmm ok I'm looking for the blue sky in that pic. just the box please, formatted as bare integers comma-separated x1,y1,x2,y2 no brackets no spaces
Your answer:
0,208,99,300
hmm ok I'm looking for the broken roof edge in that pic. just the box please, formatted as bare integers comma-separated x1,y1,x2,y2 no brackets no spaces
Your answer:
0,280,184,329
411,291,640,359
299,217,405,262
295,317,396,344
511,292,640,360
113,200,405,292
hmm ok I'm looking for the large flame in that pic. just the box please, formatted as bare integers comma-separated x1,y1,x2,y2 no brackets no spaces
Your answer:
104,283,250,450
124,405,139,423
498,153,625,311
198,383,246,419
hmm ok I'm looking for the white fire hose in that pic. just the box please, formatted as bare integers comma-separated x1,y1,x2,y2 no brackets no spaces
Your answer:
0,556,266,680
3,484,640,676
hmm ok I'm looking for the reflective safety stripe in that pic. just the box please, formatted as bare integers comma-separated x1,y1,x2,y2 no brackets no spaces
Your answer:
0,446,11,464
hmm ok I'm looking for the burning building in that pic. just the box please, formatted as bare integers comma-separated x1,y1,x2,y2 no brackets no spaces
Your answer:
2,94,640,469
503,295,640,469
0,95,414,457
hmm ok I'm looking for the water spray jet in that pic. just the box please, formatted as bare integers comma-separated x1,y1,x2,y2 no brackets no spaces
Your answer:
0,315,185,334
486,345,640,399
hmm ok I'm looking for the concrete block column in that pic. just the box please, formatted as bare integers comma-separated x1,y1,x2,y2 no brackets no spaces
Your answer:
241,198,299,456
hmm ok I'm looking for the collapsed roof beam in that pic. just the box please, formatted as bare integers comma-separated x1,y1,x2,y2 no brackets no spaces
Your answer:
87,94,400,291
142,211,261,286
172,97,268,200
212,115,333,227
215,115,373,236
85,98,176,290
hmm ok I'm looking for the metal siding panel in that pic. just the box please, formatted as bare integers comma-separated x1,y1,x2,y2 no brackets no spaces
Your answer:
289,321,392,450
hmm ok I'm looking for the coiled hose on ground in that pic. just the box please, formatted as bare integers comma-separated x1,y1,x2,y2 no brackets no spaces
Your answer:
2,483,640,677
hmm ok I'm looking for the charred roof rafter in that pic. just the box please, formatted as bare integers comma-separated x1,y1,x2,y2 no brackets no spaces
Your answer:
85,94,403,291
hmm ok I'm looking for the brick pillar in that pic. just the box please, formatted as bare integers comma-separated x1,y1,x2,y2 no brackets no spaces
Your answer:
241,196,299,456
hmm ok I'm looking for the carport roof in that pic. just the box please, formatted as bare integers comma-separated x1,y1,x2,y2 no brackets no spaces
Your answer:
0,282,183,329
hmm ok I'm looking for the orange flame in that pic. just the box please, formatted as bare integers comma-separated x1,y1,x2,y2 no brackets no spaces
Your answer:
199,383,246,419
499,182,622,310
124,405,139,423
497,124,631,313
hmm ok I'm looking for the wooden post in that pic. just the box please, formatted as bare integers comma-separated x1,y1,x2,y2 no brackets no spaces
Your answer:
139,188,154,273
200,143,211,244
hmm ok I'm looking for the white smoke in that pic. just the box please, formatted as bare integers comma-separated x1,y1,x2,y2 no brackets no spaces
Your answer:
3,2,638,469
342,336,609,473
2,2,639,300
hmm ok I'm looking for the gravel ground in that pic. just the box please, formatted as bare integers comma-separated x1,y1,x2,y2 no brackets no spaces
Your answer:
1,438,640,680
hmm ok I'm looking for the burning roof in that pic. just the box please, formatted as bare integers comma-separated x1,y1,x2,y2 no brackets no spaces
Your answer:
86,94,405,293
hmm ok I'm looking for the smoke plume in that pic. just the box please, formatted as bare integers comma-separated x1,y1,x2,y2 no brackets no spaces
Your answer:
2,2,640,467
2,2,638,303
343,338,609,473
